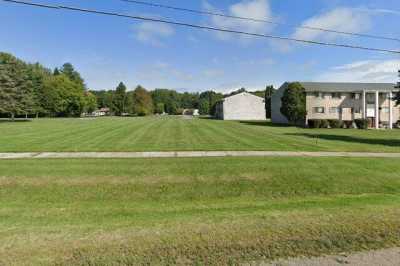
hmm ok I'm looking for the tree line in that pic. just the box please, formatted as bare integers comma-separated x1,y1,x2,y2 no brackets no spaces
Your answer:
0,52,97,119
1,52,275,119
91,83,271,117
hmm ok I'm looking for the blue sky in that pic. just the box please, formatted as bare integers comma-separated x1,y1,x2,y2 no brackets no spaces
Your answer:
1,0,399,92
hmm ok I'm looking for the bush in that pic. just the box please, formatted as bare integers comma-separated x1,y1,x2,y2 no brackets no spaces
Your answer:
308,119,320,128
328,119,344,129
320,119,329,128
175,108,184,115
355,119,368,129
308,119,329,128
342,121,354,129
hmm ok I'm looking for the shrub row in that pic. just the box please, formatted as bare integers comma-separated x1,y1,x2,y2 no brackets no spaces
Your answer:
308,119,343,128
308,119,369,129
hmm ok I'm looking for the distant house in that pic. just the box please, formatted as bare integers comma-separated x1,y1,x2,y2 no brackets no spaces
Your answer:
271,82,398,129
182,109,200,116
92,107,110,117
215,92,266,121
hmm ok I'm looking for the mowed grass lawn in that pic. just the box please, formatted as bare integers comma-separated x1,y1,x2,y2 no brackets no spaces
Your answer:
1,157,400,265
1,116,400,152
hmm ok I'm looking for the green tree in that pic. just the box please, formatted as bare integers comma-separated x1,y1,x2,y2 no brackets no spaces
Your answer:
60,63,85,88
151,89,180,114
0,52,35,120
41,74,86,117
198,99,210,115
133,86,153,116
225,87,246,97
280,82,306,125
265,85,276,119
26,63,55,117
180,92,200,109
113,82,127,116
104,91,117,114
394,70,400,105
199,91,223,116
124,91,135,114
155,102,165,114
84,91,98,114
53,67,60,76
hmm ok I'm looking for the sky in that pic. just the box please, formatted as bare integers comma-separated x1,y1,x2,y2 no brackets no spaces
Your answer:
0,0,399,92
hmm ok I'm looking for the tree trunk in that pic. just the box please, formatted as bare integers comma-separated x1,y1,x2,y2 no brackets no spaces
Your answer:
11,113,15,122
36,112,39,119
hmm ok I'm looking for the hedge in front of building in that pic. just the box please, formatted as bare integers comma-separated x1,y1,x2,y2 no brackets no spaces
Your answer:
308,119,329,128
328,119,344,128
355,119,369,129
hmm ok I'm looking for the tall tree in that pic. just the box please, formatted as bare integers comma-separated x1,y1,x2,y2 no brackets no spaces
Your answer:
84,91,98,114
198,99,210,115
394,69,400,105
124,91,135,114
199,90,223,116
41,74,86,117
180,92,200,109
280,82,306,125
155,102,165,114
113,82,127,115
265,85,276,119
0,52,35,120
151,89,180,114
133,86,153,116
60,63,85,88
53,67,60,76
27,63,53,117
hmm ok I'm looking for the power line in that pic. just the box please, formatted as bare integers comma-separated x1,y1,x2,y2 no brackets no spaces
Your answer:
2,0,400,55
121,0,400,43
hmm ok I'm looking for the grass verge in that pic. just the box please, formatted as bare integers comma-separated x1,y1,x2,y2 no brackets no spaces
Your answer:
1,157,399,265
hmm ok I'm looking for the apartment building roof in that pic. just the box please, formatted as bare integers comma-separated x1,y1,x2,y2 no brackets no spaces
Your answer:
296,82,396,92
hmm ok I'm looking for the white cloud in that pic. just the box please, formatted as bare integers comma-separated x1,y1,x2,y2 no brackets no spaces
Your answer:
355,7,400,16
317,59,400,83
293,7,371,42
134,21,174,46
203,0,274,41
136,61,193,82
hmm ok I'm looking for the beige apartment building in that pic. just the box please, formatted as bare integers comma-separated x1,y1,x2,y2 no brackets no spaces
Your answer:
272,82,399,129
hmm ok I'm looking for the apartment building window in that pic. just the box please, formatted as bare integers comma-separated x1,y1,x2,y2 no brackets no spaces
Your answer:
332,93,341,99
354,107,362,114
380,93,388,100
313,107,325,114
352,93,361,100
329,107,340,113
381,107,390,113
314,92,324,99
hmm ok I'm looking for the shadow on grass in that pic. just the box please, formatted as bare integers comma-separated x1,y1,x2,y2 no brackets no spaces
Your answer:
287,133,400,147
198,116,218,120
239,121,293,128
0,119,32,123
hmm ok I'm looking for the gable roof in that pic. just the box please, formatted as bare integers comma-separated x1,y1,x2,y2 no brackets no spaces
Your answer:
297,82,396,92
223,91,264,100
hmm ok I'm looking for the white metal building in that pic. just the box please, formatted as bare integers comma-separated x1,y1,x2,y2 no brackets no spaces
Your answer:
215,92,266,121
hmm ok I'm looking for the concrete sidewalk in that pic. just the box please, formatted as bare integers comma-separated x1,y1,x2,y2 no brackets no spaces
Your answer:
1,151,400,159
264,247,400,266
